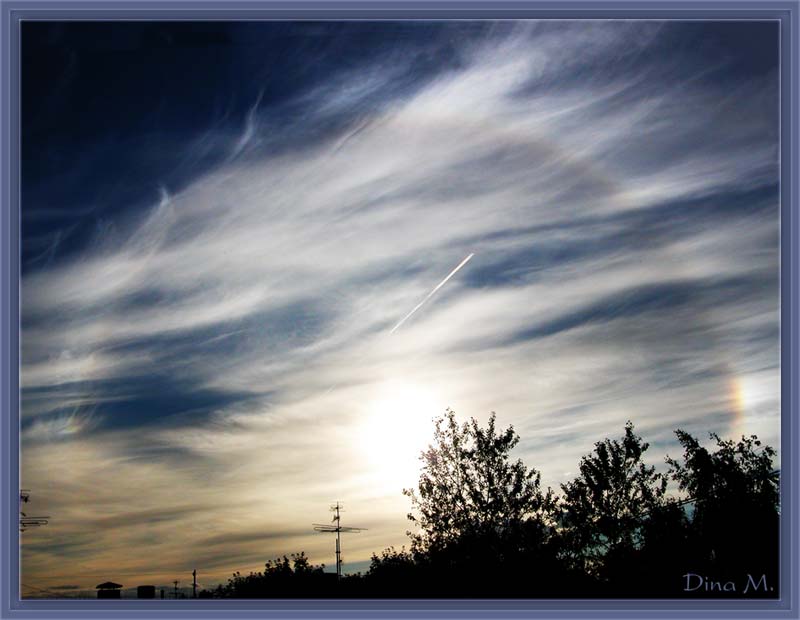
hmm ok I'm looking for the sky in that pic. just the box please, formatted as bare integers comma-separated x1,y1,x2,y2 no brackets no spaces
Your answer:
20,20,780,596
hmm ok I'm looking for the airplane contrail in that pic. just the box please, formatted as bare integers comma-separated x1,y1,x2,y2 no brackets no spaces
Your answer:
389,253,474,334
321,253,474,397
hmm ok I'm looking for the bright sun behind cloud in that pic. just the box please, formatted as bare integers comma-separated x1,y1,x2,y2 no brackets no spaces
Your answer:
357,380,443,494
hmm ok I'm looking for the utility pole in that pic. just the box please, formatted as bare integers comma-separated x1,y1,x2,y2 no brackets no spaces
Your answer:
192,570,197,599
173,580,179,599
19,490,49,532
312,502,367,580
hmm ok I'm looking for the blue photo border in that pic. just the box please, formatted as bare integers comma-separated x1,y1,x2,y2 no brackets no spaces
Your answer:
1,1,797,618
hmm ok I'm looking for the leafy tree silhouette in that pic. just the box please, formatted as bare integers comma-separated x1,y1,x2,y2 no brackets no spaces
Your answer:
365,546,420,596
198,415,779,599
559,422,669,577
404,409,557,554
400,409,563,596
208,553,329,598
666,431,779,597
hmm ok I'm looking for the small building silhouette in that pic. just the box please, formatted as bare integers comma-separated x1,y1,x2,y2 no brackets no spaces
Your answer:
96,581,122,599
136,585,156,599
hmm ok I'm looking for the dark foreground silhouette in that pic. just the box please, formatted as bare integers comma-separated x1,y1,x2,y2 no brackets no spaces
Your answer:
200,413,779,599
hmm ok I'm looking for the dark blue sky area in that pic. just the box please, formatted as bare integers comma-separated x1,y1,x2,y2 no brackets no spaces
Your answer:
22,21,482,268
21,21,778,272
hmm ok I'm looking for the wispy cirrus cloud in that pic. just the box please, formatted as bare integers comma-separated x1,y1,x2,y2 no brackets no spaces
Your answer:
21,21,779,591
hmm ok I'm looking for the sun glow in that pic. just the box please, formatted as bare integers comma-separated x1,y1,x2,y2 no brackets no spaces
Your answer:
357,380,443,493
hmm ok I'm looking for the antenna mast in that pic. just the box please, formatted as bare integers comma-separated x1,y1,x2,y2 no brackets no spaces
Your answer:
312,502,367,580
19,490,49,532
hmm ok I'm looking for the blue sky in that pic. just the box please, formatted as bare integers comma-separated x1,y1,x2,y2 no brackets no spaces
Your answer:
20,21,779,593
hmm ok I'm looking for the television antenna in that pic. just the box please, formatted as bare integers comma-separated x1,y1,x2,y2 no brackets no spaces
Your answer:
19,490,49,532
313,502,366,580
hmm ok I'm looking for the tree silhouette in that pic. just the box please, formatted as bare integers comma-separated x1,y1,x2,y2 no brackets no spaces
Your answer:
559,421,671,585
210,553,329,598
404,409,556,556
401,409,563,596
365,546,422,596
194,417,779,599
666,431,779,596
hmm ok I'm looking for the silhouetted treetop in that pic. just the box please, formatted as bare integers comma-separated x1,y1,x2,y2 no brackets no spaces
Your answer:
198,416,779,599
666,431,778,510
559,421,669,575
403,409,556,556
